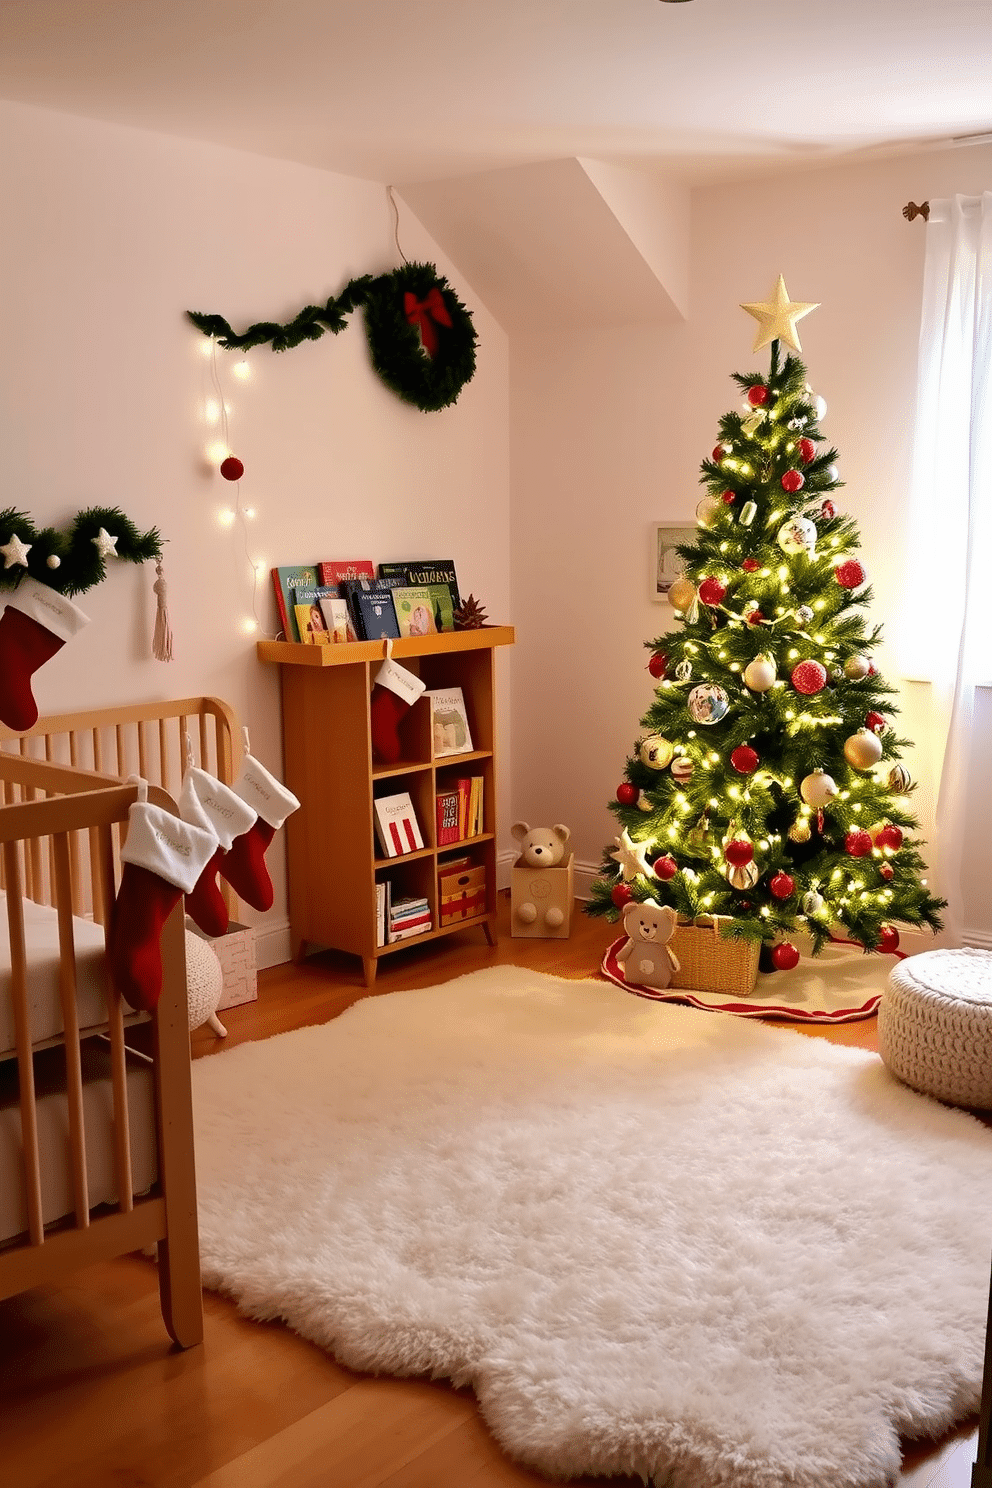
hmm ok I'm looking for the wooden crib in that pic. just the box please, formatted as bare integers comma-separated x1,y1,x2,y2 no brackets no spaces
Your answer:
0,696,239,1348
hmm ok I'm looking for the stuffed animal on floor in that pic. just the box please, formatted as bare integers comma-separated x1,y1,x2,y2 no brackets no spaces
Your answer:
511,821,571,929
615,899,681,989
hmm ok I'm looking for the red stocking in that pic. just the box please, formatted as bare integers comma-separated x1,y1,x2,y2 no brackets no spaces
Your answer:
107,785,217,1012
218,754,299,913
179,766,257,936
369,642,426,764
0,578,90,732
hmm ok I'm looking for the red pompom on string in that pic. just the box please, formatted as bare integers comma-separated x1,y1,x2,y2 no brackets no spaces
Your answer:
616,782,638,806
722,490,736,504
648,652,668,679
725,839,754,867
770,872,795,900
880,863,895,881
771,942,801,971
220,456,244,481
835,559,866,589
865,711,886,734
878,924,900,953
741,558,761,573
796,437,816,464
654,854,678,881
845,830,873,857
698,577,727,606
611,882,633,908
747,385,769,406
791,660,827,695
781,469,805,493
877,824,904,851
730,746,759,774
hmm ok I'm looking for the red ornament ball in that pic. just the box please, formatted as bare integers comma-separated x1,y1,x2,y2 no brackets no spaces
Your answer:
648,651,668,679
865,711,886,734
219,455,245,481
878,924,900,953
845,830,874,857
741,557,761,573
771,942,801,971
725,839,754,868
797,437,817,464
730,745,759,774
770,872,795,900
616,782,638,806
746,609,765,626
747,384,769,407
781,468,805,493
654,854,678,881
880,863,895,881
835,559,866,589
877,824,904,851
698,577,727,606
712,444,728,463
791,660,827,695
722,490,736,504
611,883,633,909
820,499,836,519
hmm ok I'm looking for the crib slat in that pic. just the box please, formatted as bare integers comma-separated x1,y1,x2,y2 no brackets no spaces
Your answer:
53,832,90,1226
159,718,170,795
3,844,46,1246
96,822,134,1211
137,720,148,781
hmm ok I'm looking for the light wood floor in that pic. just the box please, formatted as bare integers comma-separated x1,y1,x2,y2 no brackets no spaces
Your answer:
0,896,983,1488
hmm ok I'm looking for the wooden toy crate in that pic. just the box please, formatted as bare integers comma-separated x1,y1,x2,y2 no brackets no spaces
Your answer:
438,863,487,926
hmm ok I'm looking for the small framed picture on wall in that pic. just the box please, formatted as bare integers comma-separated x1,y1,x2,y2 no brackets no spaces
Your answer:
652,523,695,602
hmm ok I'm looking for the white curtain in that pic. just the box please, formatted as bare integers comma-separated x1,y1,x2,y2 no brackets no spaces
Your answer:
904,193,992,945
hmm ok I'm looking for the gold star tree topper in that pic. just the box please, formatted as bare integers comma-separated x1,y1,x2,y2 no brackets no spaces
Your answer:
740,275,819,353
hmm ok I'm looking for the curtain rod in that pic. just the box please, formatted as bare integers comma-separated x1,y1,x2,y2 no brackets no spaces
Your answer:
903,201,930,221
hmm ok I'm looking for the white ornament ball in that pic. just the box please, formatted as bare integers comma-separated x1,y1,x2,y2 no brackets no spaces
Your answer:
47,554,61,569
825,464,839,483
636,790,654,813
743,653,777,692
802,890,825,916
777,516,818,555
184,927,227,1037
844,654,871,680
813,395,828,420
843,728,883,771
687,683,730,725
800,769,838,808
670,755,695,784
795,605,814,626
639,734,675,770
696,495,721,528
726,860,760,890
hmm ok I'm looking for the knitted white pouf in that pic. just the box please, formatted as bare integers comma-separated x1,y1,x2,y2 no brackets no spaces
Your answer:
878,948,992,1109
184,928,227,1039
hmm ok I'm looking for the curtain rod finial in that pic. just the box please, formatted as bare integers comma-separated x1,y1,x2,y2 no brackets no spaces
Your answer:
903,201,930,222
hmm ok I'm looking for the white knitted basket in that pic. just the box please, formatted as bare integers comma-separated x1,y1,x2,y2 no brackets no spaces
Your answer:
879,948,992,1110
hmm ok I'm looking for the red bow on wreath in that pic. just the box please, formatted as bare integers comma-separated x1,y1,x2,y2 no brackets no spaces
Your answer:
403,286,452,357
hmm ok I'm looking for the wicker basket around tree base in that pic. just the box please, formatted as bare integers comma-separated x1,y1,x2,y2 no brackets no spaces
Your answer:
669,917,760,998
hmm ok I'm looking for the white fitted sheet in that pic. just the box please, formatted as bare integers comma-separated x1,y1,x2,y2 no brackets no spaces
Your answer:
0,891,109,1059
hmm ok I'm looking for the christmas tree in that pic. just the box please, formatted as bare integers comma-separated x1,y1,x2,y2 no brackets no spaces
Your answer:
586,277,946,971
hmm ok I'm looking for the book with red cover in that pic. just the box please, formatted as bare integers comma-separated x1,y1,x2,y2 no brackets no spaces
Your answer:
455,777,472,840
373,792,425,858
318,560,375,587
436,788,461,847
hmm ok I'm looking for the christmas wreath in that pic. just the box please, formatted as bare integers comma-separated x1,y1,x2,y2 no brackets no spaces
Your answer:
187,261,477,413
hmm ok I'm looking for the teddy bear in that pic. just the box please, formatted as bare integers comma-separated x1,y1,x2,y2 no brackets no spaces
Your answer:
615,898,681,989
511,821,571,930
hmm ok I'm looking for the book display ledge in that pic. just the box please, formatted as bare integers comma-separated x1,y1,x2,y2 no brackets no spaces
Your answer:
258,627,515,985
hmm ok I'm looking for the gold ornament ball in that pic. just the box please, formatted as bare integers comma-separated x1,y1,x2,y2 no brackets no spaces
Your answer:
888,764,912,793
726,860,760,890
800,769,838,807
743,653,777,692
843,728,884,771
696,495,721,528
636,791,653,814
668,577,697,612
844,654,871,680
788,819,812,844
639,734,675,770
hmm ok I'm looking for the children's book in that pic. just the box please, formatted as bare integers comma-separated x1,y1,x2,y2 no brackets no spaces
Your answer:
271,564,318,642
373,792,425,858
318,560,375,587
436,788,461,846
293,601,333,644
391,586,438,639
425,582,456,633
468,775,484,837
379,560,461,611
340,579,401,640
318,593,355,643
427,687,474,757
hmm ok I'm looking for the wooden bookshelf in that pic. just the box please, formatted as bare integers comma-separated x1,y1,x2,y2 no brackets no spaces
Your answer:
258,627,515,984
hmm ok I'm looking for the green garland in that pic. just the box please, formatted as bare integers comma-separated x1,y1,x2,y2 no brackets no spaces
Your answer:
187,261,477,413
0,506,162,596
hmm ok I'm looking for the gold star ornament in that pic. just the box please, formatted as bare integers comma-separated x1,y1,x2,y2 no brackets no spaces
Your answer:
740,274,819,353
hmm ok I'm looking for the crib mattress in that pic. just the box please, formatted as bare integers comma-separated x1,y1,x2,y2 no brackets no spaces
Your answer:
0,1038,157,1245
0,891,108,1059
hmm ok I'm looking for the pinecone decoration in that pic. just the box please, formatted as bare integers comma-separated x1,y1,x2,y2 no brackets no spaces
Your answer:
453,593,488,630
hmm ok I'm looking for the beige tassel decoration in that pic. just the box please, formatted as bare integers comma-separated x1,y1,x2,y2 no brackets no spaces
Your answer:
152,557,174,662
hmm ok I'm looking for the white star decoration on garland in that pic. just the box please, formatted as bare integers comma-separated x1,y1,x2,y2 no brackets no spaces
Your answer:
610,828,657,882
91,527,119,560
740,274,819,353
0,532,32,569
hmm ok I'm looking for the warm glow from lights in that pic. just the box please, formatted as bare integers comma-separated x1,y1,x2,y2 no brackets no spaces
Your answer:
244,507,256,519
205,399,222,424
199,338,214,359
218,508,236,527
232,359,251,380
207,441,230,465
241,617,258,635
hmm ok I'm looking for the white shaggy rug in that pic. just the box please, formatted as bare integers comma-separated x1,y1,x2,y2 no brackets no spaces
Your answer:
191,967,992,1488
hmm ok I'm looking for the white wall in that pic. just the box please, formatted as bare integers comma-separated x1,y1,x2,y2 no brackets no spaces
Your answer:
511,141,992,940
0,99,511,965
